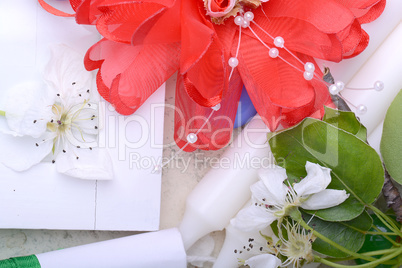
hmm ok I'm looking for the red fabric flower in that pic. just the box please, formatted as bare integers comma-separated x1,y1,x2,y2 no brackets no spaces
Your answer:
40,0,385,151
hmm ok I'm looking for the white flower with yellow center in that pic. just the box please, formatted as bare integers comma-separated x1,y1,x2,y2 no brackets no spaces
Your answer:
241,221,316,268
278,221,315,268
231,162,349,232
0,45,113,180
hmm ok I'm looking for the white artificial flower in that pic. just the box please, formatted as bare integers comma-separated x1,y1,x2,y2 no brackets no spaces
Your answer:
244,254,282,268
231,162,349,232
0,44,113,180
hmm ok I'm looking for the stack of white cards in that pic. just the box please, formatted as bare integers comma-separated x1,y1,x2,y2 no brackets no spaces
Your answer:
0,0,165,231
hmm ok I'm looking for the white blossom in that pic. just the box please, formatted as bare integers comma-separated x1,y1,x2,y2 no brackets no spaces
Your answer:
231,162,349,232
0,45,113,180
278,221,315,268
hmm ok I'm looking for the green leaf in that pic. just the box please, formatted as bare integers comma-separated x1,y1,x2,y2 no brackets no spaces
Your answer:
356,214,397,267
271,220,279,238
380,89,402,184
305,211,372,258
322,106,367,141
269,118,384,222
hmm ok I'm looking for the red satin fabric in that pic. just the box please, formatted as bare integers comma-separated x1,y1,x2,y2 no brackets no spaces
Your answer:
175,69,243,151
40,0,386,152
85,38,180,115
38,0,75,17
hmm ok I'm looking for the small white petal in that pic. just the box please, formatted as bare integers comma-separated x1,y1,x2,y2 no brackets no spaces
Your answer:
56,146,113,180
0,132,53,171
245,254,282,268
71,105,99,136
301,189,350,210
257,166,288,207
250,181,270,202
3,82,54,138
214,224,277,268
65,126,97,149
0,117,22,136
231,205,276,232
293,162,332,196
44,44,94,105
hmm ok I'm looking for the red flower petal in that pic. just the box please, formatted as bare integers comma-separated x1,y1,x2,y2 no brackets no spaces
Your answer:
131,0,181,45
336,19,368,58
174,70,243,152
180,0,231,107
281,53,331,126
69,0,85,11
180,0,215,73
266,0,355,33
356,0,386,24
96,2,166,44
236,34,329,130
332,0,386,23
214,19,238,56
343,29,369,59
74,0,104,24
246,16,344,62
85,39,180,115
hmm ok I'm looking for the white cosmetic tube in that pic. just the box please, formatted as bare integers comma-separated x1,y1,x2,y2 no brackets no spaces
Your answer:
179,115,273,249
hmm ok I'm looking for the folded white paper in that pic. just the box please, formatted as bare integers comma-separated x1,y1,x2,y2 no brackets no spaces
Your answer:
36,228,187,268
0,0,164,231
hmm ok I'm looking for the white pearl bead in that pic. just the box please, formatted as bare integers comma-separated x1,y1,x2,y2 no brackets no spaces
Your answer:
303,71,314,81
234,16,243,26
187,133,198,144
211,103,221,111
241,19,250,28
374,80,384,91
228,57,239,68
274,36,284,48
269,48,279,58
244,11,254,22
152,164,162,174
356,104,367,115
329,84,340,95
335,81,345,91
304,62,315,73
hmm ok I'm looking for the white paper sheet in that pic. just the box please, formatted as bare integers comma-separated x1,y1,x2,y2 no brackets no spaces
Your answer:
0,0,164,231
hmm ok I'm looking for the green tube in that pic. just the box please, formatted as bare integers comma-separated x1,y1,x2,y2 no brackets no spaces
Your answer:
0,255,41,268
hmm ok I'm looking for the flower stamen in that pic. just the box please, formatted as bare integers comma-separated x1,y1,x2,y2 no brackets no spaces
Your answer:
279,220,315,268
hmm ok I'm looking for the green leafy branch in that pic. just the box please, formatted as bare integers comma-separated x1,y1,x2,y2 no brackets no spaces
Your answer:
268,107,402,267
